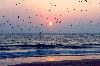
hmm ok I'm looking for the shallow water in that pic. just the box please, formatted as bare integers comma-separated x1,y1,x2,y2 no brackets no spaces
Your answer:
0,48,100,59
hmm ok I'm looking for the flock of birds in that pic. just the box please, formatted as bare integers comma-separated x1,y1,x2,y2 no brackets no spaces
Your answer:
0,0,100,33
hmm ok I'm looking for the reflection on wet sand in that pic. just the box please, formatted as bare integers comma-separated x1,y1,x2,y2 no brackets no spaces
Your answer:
0,55,100,66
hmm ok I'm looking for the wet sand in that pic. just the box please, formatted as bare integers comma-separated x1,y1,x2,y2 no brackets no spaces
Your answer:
10,59,100,66
0,55,100,66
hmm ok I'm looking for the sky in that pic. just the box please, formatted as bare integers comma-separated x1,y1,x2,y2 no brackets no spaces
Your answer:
0,0,100,33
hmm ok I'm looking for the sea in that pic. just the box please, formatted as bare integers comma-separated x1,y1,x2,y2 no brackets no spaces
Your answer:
0,33,100,59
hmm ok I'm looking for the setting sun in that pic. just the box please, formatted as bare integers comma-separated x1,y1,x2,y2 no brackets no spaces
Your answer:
49,22,52,26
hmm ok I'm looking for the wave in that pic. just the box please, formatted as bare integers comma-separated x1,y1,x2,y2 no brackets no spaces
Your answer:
0,44,100,51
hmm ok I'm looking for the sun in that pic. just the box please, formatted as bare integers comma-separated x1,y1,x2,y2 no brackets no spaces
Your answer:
49,22,52,26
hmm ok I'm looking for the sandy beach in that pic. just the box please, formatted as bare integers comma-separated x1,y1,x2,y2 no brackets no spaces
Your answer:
0,55,100,66
11,59,100,66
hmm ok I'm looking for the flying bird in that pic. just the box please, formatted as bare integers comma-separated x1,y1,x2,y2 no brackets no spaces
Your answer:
85,0,87,2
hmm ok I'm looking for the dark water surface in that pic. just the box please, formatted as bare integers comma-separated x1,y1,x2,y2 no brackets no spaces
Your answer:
0,33,100,59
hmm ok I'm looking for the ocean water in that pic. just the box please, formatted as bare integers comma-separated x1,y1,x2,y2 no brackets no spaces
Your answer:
0,33,100,59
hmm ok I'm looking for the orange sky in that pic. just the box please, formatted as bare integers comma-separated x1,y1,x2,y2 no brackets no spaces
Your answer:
0,0,100,33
